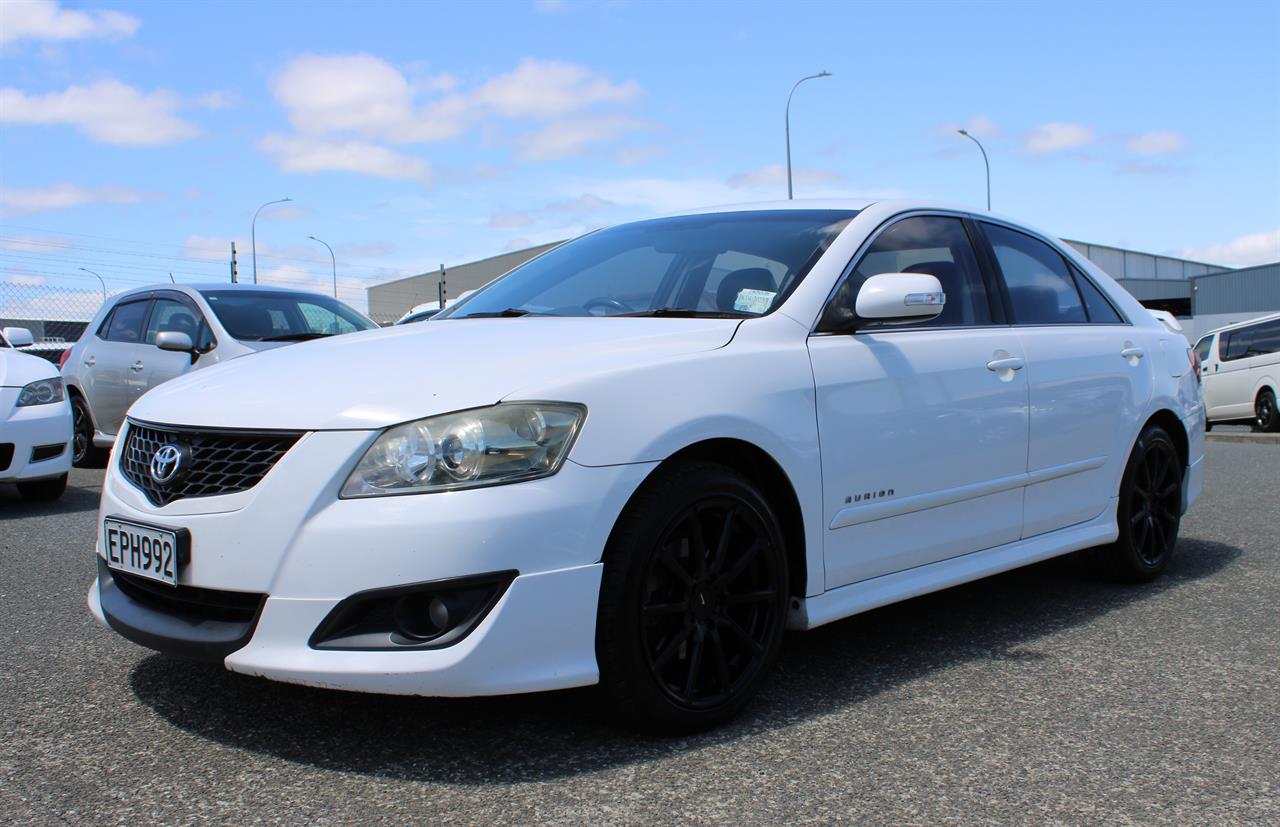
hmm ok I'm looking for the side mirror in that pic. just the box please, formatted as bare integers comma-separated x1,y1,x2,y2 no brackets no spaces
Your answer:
855,273,946,323
155,330,194,353
3,326,35,347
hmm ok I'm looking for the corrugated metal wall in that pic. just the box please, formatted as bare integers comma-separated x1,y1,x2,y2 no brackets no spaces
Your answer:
1116,279,1192,300
1063,239,1228,281
1191,263,1280,315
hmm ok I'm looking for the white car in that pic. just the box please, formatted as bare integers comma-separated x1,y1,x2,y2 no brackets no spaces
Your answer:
62,284,377,466
1,326,73,500
1193,313,1280,431
87,200,1205,730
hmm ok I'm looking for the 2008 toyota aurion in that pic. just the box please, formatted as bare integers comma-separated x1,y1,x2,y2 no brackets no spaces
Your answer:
89,200,1204,730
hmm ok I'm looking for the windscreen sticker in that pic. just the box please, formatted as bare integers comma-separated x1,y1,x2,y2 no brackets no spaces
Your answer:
733,288,776,314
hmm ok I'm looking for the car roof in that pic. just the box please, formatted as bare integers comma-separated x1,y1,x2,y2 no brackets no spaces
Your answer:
1201,311,1280,338
109,282,331,301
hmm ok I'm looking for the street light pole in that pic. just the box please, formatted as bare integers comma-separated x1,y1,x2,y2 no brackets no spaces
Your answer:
308,235,337,298
78,267,106,302
957,129,991,210
251,197,292,284
785,71,831,200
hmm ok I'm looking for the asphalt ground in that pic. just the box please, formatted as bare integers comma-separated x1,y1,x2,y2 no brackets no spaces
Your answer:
1,442,1276,825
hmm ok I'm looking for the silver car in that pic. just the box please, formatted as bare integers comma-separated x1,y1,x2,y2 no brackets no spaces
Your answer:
62,283,376,466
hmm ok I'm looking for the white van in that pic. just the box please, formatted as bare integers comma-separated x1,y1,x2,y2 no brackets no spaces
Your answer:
1194,313,1280,432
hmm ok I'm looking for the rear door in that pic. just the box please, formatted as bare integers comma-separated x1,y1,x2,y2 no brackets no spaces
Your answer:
1213,325,1260,420
89,297,153,435
977,222,1153,537
809,214,1030,588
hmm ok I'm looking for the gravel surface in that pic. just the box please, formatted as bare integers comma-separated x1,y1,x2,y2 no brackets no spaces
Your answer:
2,443,1276,825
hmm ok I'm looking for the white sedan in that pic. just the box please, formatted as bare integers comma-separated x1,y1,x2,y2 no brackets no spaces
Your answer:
87,200,1204,730
1,326,73,500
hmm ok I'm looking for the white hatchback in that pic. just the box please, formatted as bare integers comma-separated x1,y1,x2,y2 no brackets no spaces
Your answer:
87,200,1205,730
1,326,73,500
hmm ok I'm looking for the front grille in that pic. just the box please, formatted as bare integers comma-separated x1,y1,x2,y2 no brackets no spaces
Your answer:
120,421,302,507
106,564,265,624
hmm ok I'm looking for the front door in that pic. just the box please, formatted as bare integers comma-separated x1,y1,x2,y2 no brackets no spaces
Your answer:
809,215,1030,589
90,297,152,435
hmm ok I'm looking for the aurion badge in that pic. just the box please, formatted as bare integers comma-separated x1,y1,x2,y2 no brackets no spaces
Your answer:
149,444,184,484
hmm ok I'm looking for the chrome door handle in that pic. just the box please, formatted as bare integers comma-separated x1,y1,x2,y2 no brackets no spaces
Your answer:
129,361,144,372
1121,347,1145,359
986,357,1024,371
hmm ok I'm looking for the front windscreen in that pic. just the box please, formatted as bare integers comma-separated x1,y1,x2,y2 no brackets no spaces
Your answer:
200,290,377,342
440,210,857,320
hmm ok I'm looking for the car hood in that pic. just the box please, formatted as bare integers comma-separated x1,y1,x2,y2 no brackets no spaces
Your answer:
0,348,60,387
129,317,740,430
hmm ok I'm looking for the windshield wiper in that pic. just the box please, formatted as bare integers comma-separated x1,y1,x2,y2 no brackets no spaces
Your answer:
617,307,751,319
259,332,333,342
457,308,544,318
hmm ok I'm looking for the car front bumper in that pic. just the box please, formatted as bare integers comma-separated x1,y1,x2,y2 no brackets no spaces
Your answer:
88,425,656,696
0,391,72,482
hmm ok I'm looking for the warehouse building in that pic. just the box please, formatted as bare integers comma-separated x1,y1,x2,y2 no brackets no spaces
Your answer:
367,233,1278,341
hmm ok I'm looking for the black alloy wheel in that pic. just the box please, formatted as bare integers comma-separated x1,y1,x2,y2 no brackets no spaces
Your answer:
596,462,789,731
1256,389,1279,433
71,396,105,468
1091,425,1183,582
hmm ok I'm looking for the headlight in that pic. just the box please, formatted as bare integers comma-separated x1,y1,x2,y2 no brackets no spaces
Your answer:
340,402,586,497
16,377,64,407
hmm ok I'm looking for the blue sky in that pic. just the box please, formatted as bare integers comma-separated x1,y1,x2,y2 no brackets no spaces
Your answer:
1,0,1278,313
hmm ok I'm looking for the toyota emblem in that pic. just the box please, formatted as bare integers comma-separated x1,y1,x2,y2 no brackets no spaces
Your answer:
149,444,184,484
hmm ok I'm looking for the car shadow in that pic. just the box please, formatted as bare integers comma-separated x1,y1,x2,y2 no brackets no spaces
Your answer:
0,479,102,515
129,537,1240,785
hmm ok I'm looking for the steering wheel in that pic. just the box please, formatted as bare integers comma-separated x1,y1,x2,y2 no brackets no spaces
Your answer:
583,296,633,316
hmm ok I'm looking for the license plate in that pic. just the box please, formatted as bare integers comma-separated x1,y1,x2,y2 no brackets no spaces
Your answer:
103,517,189,587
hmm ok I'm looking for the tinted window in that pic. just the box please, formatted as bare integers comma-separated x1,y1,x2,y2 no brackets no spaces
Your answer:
443,210,857,319
145,298,203,345
201,290,376,341
1247,320,1280,356
1194,335,1213,365
103,299,150,343
1222,319,1280,361
1071,266,1124,324
825,215,991,330
984,224,1087,324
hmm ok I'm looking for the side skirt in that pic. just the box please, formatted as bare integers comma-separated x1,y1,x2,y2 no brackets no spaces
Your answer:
789,500,1119,631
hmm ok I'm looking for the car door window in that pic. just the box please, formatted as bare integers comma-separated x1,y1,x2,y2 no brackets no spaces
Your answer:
826,215,992,330
1070,265,1125,324
103,300,151,343
144,298,203,345
983,224,1087,325
1245,320,1280,357
1194,336,1213,365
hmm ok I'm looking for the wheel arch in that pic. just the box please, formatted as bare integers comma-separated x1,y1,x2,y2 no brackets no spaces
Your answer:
65,382,98,430
1142,408,1189,472
651,438,810,602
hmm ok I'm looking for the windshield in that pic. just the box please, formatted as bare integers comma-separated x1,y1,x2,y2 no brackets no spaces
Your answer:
440,210,857,320
200,290,377,341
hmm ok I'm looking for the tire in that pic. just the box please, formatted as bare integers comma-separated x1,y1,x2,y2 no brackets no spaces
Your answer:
596,461,790,732
1255,389,1280,433
1090,425,1182,583
71,395,107,468
17,473,68,502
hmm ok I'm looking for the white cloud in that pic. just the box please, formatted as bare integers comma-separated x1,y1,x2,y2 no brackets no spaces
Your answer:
615,143,664,166
546,193,613,213
942,114,1000,139
195,90,237,111
1179,229,1280,267
474,58,641,119
1126,130,1185,155
0,0,139,46
727,164,845,189
0,80,199,145
0,182,151,216
1023,122,1094,154
257,134,432,183
489,211,534,229
516,113,651,160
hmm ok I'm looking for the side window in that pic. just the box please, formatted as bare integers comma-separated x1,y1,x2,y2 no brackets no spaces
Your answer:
983,224,1087,325
1194,335,1213,365
835,215,992,329
1070,265,1124,324
298,301,361,335
103,300,151,343
144,298,202,345
1218,332,1233,361
1246,320,1280,357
